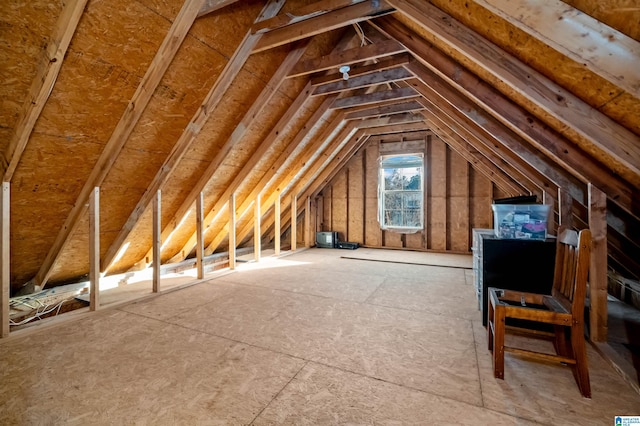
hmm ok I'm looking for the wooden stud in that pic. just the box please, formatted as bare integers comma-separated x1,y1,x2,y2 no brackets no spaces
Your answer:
559,189,573,228
275,194,281,256
304,196,311,247
588,183,608,342
310,53,411,86
196,192,204,279
331,87,419,109
254,194,261,262
312,67,415,96
89,187,100,311
153,190,161,293
291,195,297,251
229,193,236,270
2,0,89,182
542,190,556,233
1,182,9,338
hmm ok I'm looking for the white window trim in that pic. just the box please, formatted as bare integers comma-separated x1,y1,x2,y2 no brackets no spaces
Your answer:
378,153,424,232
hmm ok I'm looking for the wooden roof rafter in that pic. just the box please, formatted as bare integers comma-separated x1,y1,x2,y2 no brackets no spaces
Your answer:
94,0,287,274
35,0,208,289
252,0,396,54
2,0,89,183
378,1,640,186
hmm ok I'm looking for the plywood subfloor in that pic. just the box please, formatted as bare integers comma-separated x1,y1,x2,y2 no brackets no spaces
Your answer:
339,246,473,268
1,248,638,424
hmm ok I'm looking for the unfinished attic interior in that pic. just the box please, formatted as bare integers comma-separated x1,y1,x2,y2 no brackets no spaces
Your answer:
2,0,640,421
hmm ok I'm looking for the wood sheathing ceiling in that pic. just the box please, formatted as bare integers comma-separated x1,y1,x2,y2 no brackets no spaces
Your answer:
1,0,639,301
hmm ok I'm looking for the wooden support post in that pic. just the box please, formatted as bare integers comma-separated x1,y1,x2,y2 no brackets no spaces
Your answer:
229,193,236,270
89,187,100,311
559,189,573,228
275,194,281,256
1,182,9,338
291,195,298,251
588,183,607,342
304,196,311,247
153,190,161,293
254,194,261,262
542,190,556,233
196,192,204,279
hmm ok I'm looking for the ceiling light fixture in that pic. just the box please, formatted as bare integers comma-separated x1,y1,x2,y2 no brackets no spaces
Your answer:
339,65,350,81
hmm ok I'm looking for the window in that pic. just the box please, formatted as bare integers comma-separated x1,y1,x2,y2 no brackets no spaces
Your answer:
378,154,424,231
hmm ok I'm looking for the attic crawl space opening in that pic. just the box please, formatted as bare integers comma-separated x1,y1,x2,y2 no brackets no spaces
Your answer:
378,153,424,232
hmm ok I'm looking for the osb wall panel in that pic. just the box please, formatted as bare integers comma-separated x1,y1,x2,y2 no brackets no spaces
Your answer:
318,133,496,254
561,0,640,41
8,0,169,289
0,1,63,148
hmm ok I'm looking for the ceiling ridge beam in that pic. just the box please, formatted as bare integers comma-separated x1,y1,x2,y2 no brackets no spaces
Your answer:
378,3,640,186
252,0,395,54
34,0,207,288
2,0,89,182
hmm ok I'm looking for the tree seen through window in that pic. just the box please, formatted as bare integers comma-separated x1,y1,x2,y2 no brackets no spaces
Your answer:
379,154,423,230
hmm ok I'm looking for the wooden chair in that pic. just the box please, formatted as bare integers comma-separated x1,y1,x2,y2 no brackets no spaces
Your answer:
487,227,592,398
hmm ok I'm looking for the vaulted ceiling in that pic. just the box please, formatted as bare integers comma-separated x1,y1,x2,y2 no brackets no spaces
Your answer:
2,0,639,295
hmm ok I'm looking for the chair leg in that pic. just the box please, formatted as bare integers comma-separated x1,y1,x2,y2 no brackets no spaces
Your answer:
487,299,494,352
553,325,569,357
493,305,506,380
570,326,591,398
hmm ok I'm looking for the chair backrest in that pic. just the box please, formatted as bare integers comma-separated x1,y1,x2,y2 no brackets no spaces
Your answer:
551,227,592,318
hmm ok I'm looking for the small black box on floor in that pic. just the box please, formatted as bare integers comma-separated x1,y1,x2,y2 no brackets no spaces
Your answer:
316,231,338,248
337,241,359,250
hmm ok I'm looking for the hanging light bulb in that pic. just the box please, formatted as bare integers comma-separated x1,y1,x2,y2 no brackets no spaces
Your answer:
339,65,350,81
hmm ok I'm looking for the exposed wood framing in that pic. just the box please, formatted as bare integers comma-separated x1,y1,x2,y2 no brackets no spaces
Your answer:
310,53,411,85
196,192,204,279
229,193,236,270
252,0,368,34
204,112,347,255
290,39,406,78
312,67,415,96
254,193,261,262
35,0,206,288
275,194,281,255
197,0,243,18
153,190,161,293
331,86,419,109
588,183,608,342
252,1,395,53
290,195,297,251
2,0,89,182
379,2,640,187
100,0,286,272
344,100,424,120
559,189,574,227
89,187,100,311
476,0,640,97
304,197,311,247
1,182,9,337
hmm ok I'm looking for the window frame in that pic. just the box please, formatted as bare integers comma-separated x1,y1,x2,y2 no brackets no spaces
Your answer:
378,153,424,232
